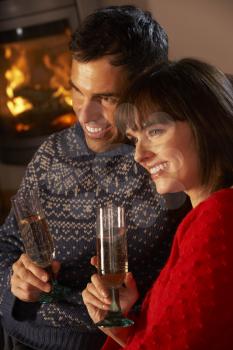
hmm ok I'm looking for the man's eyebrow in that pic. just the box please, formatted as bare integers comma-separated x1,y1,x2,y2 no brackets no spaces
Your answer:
69,80,82,93
69,79,120,98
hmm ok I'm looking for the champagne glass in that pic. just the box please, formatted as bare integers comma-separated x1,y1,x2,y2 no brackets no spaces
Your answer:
11,190,70,303
95,205,134,328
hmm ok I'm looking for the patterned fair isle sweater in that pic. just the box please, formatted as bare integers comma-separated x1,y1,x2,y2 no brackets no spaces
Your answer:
102,188,233,350
0,123,189,350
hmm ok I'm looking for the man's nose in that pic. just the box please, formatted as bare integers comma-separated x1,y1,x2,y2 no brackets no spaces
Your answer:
134,141,155,166
78,99,102,122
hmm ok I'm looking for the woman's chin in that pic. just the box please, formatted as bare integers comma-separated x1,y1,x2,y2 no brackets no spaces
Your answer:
154,177,186,195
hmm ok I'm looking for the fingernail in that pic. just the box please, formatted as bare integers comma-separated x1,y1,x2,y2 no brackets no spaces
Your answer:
42,275,47,282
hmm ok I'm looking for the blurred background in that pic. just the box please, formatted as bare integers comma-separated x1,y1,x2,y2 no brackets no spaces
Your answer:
0,0,232,223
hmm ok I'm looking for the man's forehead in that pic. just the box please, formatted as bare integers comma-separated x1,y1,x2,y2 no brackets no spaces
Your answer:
71,57,127,77
71,58,129,93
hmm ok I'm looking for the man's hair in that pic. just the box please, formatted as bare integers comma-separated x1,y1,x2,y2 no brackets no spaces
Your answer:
70,5,168,78
116,58,233,191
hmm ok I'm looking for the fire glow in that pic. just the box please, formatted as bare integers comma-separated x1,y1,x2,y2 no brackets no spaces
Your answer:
2,40,75,134
5,51,33,117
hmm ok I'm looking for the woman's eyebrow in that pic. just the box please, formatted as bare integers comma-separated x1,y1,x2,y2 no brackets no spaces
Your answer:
142,119,171,128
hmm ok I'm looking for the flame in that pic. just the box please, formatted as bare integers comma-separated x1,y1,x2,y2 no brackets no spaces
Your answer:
7,97,33,116
3,42,74,133
5,66,25,97
43,53,72,107
15,123,31,132
53,86,72,106
5,48,32,116
5,48,12,59
52,113,76,128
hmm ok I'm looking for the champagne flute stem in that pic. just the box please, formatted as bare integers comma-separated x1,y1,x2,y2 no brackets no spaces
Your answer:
44,265,55,284
109,288,121,312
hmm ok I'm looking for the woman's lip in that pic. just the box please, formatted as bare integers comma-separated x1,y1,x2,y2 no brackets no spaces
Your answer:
142,162,168,181
151,172,162,180
148,162,168,174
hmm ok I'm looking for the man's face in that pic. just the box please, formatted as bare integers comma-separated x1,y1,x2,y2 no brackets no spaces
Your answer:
71,57,128,153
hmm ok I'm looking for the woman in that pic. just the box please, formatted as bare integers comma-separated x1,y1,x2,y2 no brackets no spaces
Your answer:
82,59,233,349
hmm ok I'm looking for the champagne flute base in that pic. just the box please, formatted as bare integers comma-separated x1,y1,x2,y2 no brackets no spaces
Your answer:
39,280,71,304
95,311,134,328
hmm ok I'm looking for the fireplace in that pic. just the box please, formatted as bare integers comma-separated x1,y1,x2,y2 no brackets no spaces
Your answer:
0,0,80,165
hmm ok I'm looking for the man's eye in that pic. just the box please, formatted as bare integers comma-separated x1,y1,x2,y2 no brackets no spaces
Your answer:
101,96,119,105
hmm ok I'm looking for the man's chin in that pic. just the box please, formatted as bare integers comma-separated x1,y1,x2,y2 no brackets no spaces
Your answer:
85,133,119,153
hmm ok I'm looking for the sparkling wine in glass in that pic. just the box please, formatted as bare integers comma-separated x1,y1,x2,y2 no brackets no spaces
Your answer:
95,205,134,328
11,190,70,303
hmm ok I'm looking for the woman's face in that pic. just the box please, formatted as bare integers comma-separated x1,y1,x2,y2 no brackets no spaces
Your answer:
126,113,201,196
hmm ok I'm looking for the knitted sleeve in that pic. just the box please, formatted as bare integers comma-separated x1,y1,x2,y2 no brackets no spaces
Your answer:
0,136,53,316
0,134,88,324
102,192,233,350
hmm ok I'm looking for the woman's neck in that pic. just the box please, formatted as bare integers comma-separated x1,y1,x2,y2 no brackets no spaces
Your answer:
186,187,211,208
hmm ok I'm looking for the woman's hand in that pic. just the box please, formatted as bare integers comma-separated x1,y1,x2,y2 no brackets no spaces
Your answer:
82,271,139,325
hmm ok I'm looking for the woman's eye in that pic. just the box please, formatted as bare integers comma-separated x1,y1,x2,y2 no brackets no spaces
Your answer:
147,128,165,138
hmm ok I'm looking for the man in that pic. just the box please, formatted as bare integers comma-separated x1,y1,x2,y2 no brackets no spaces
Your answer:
0,6,190,350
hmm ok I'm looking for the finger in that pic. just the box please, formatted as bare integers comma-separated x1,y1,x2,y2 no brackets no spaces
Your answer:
124,272,137,290
51,260,61,276
20,254,49,282
15,287,40,302
12,264,51,293
84,301,108,325
11,275,41,302
82,286,110,310
86,282,111,305
90,274,110,298
13,275,45,295
90,256,98,268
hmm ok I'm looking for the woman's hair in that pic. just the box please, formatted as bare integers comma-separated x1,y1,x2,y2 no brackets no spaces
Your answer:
116,58,233,191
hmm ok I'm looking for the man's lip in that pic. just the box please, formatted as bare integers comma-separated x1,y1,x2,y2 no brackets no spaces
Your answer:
84,124,112,138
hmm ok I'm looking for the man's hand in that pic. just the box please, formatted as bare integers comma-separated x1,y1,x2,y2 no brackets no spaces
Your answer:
82,271,139,325
11,253,60,302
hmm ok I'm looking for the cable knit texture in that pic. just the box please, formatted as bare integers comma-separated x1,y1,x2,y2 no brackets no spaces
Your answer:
0,124,189,350
102,188,233,350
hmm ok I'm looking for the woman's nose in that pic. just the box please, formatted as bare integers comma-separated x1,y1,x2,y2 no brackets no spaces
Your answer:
134,141,155,166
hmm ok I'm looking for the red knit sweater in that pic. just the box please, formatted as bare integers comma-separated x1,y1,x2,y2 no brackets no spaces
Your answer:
102,188,233,350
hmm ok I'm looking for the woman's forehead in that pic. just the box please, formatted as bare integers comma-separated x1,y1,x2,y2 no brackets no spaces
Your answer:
126,109,175,130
